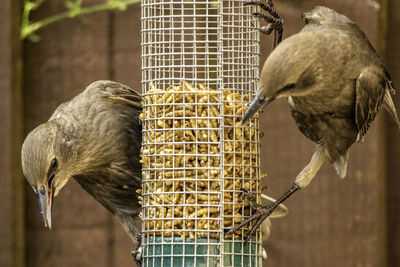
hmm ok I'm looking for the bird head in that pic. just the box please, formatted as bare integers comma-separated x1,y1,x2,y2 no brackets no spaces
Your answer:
242,88,275,124
21,121,75,229
302,6,352,25
242,49,297,124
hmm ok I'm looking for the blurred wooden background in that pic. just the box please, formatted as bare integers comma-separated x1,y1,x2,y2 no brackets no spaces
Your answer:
1,0,399,266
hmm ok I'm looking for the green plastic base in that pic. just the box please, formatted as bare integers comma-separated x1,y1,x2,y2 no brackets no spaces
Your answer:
143,236,259,267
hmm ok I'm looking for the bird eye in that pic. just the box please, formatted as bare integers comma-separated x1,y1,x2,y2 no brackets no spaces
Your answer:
47,158,58,178
50,158,58,169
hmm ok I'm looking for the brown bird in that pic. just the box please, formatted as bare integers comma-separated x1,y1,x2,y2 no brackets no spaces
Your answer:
21,80,143,261
230,4,400,238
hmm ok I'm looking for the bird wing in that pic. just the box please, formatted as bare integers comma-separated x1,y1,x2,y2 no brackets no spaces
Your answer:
355,66,386,141
383,87,400,131
99,81,143,175
100,81,142,109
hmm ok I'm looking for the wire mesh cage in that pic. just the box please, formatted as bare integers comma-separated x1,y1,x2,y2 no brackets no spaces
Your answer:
140,0,262,266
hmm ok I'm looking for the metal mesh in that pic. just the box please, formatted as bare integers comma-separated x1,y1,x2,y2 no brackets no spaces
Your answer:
141,1,261,266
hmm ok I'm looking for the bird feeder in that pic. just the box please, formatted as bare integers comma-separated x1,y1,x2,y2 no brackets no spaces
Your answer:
140,0,262,266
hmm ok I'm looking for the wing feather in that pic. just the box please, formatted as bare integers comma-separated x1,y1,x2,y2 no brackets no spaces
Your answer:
355,67,386,141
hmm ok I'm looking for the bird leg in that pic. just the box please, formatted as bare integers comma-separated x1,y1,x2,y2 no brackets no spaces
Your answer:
225,146,326,240
244,0,284,48
225,184,300,241
293,145,326,188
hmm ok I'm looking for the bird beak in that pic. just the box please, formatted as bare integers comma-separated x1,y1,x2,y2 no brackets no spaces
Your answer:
302,12,310,23
302,11,322,24
36,184,53,229
242,89,273,124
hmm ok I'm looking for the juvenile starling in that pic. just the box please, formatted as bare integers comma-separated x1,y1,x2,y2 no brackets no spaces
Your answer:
21,80,143,261
231,5,400,238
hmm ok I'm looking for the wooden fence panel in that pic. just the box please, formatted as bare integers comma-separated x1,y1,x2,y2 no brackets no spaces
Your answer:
0,1,15,265
0,1,19,267
3,0,396,267
0,1,24,267
385,1,400,266
113,5,142,91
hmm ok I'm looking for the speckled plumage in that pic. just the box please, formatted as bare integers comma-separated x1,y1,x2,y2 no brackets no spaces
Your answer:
21,80,142,242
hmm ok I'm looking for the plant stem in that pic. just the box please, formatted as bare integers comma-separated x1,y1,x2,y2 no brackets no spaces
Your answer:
21,0,140,40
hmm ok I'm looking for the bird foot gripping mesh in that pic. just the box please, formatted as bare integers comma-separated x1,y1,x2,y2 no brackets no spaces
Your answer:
140,1,263,266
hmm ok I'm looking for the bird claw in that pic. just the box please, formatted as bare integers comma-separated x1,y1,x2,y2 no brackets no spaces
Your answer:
244,204,275,241
225,189,275,241
259,25,274,35
239,188,258,209
244,0,284,48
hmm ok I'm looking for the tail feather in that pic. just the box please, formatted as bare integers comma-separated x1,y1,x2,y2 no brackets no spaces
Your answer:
333,150,349,179
383,89,400,131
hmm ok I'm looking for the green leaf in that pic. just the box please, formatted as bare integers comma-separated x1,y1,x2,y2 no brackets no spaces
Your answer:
65,0,82,17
